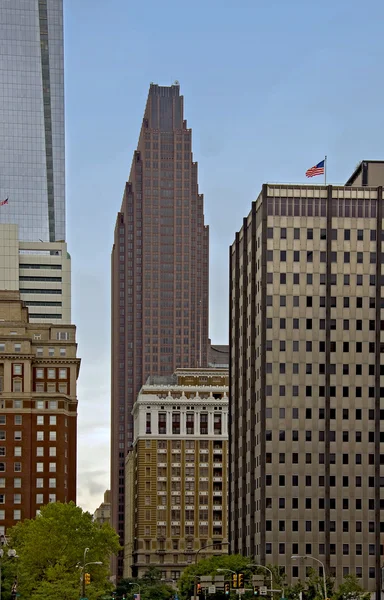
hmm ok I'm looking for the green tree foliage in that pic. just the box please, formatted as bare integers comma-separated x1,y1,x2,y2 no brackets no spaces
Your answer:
177,554,251,600
7,501,120,600
115,570,174,600
332,575,370,600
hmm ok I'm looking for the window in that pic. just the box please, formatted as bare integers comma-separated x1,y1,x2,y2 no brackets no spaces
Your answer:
37,416,44,425
49,401,57,410
60,348,66,357
13,493,21,504
36,494,44,504
14,431,22,441
37,431,44,441
49,463,56,472
14,447,21,457
49,416,57,426
36,447,44,457
49,478,56,488
13,510,21,520
36,478,44,488
14,478,21,488
59,369,67,379
49,447,56,457
36,463,44,472
14,463,21,472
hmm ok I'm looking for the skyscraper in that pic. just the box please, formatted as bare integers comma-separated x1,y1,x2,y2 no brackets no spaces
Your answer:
0,1,65,242
230,166,384,596
111,83,209,578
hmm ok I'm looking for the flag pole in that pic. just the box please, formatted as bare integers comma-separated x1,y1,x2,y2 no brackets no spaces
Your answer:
324,155,327,185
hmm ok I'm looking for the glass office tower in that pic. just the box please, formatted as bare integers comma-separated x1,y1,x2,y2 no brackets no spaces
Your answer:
0,0,65,242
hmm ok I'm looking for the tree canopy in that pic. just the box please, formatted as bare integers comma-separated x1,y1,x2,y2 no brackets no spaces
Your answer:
7,501,120,600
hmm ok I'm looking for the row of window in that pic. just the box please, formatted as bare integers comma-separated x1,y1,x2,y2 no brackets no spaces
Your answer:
268,249,380,264
266,430,381,443
35,347,66,357
266,520,377,533
266,475,383,488
267,294,379,309
35,367,68,379
265,497,379,510
266,363,383,376
266,317,383,331
267,226,378,242
0,415,57,425
266,385,384,399
0,496,56,516
155,440,223,449
150,412,222,435
267,339,379,353
0,431,57,442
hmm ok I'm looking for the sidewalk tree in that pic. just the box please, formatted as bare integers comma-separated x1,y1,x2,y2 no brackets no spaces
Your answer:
7,501,120,600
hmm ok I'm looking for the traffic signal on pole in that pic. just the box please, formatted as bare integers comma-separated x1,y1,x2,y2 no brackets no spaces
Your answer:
232,574,238,589
85,573,91,585
238,574,244,588
197,584,202,595
224,582,230,595
253,586,260,597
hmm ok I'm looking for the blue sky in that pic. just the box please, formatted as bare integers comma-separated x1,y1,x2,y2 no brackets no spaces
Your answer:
65,0,384,511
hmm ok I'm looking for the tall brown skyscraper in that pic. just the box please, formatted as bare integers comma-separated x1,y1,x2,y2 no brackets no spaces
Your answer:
111,83,209,579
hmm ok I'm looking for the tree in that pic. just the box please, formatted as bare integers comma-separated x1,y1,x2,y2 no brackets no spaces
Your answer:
115,571,174,600
7,501,120,600
177,554,251,600
333,575,370,600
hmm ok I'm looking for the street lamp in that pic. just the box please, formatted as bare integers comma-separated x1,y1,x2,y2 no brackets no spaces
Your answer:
291,555,327,600
129,582,141,598
80,548,102,599
247,564,273,593
194,541,229,600
217,569,236,575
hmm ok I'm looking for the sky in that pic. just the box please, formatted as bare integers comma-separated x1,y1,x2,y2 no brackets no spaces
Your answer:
64,0,384,512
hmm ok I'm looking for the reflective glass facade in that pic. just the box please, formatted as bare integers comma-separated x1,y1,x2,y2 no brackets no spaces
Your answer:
0,0,65,242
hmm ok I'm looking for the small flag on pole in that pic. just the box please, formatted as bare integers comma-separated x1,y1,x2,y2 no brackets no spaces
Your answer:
0,198,8,206
306,160,325,178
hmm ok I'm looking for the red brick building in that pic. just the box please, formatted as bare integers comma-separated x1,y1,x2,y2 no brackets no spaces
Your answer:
0,291,80,534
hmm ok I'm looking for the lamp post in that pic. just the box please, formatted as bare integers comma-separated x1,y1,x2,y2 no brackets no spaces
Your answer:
194,541,229,600
291,555,327,600
247,564,273,593
80,548,102,599
129,582,141,599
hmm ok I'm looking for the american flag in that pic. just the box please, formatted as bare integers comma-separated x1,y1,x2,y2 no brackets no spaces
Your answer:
306,160,325,178
0,198,8,206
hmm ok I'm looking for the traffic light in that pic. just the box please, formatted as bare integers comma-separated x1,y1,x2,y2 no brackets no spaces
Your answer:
224,582,230,595
197,584,202,595
85,573,91,585
232,574,238,589
238,574,244,588
253,586,260,597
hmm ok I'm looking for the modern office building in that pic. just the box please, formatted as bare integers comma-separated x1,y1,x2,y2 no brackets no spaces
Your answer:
0,291,80,534
0,1,65,242
124,368,228,579
0,224,71,324
229,163,384,595
111,83,209,578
